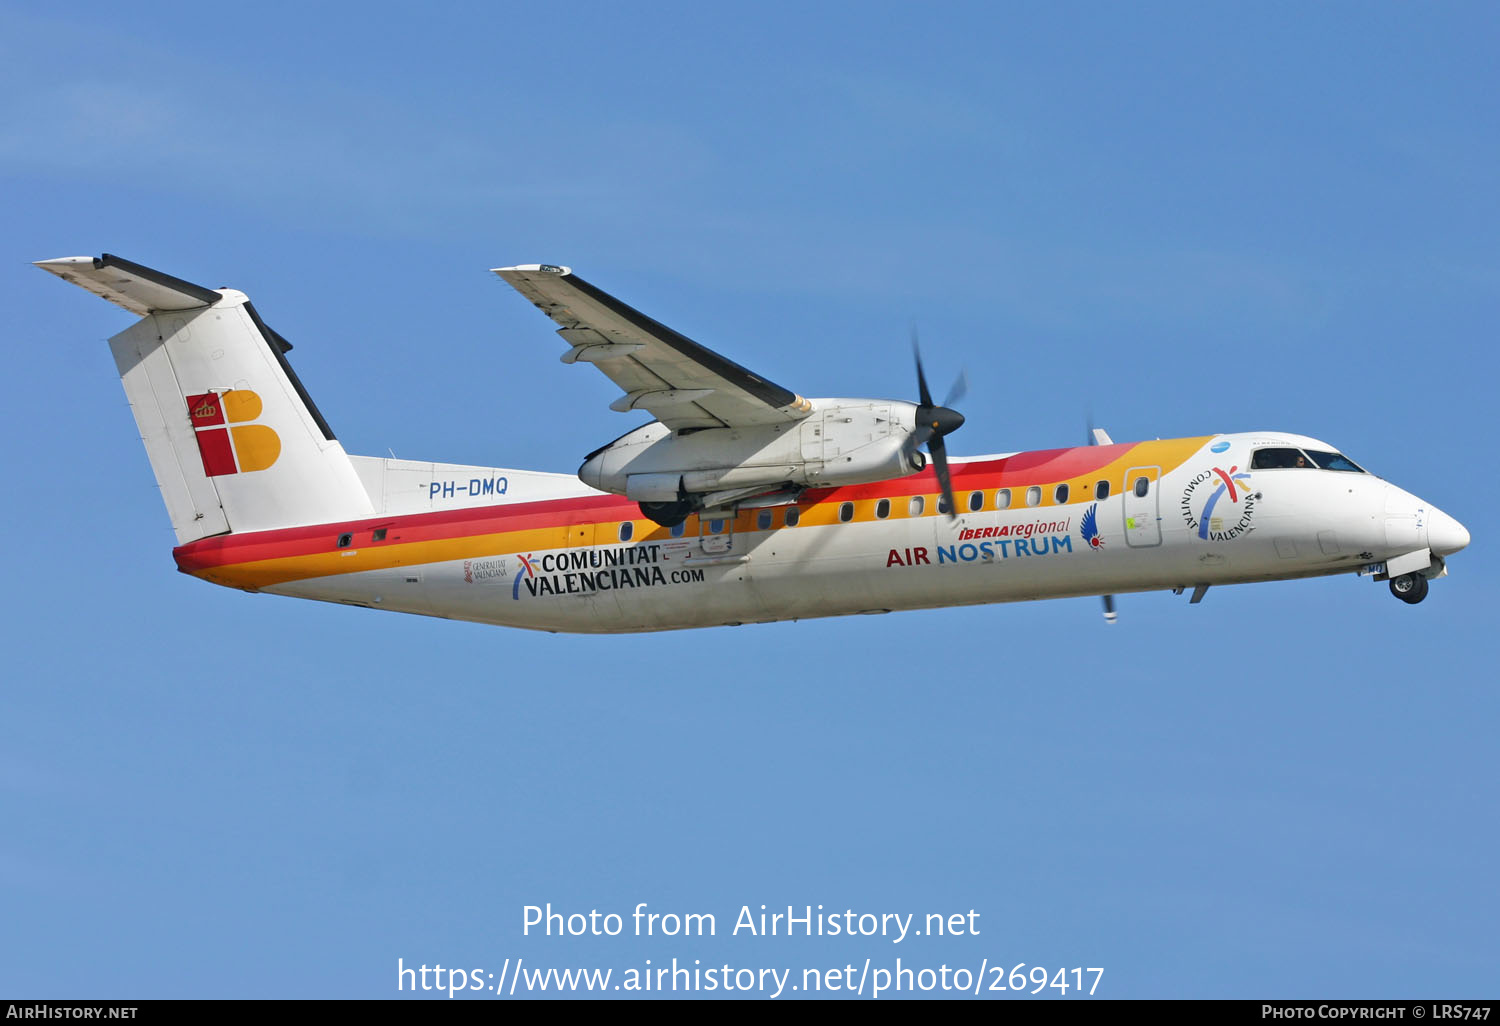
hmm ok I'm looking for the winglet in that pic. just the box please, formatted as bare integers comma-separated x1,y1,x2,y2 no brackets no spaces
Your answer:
492,263,572,276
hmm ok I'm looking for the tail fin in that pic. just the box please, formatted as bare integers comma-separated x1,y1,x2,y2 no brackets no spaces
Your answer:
37,254,373,543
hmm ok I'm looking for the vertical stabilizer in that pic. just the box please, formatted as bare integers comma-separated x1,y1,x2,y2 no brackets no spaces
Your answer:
38,255,373,543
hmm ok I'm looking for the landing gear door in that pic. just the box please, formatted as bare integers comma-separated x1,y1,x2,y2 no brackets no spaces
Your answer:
699,513,734,555
1123,466,1162,547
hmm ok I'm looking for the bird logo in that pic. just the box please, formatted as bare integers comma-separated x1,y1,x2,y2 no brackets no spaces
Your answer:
1081,504,1104,549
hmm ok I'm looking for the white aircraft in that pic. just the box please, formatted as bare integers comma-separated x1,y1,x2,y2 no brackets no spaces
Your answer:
38,253,1469,632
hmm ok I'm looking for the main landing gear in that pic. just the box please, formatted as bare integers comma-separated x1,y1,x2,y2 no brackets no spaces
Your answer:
1389,572,1429,605
639,499,693,528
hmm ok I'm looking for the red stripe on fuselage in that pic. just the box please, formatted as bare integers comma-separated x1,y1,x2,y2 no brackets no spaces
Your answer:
172,442,1160,572
174,491,638,572
802,443,1132,502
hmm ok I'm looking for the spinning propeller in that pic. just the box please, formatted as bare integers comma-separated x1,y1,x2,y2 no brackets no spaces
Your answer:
906,334,967,520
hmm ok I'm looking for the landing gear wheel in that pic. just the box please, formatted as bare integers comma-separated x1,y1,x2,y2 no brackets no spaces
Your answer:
1389,572,1429,604
639,500,693,528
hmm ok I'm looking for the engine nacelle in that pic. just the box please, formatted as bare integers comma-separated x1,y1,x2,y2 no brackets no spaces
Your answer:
580,399,924,504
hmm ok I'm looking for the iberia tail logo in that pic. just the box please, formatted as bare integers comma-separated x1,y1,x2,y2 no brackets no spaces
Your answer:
186,391,280,477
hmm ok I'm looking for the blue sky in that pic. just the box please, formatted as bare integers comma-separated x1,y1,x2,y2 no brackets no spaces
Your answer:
5,2,1496,999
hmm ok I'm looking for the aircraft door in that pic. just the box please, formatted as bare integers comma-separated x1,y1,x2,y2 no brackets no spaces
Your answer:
564,520,622,621
1123,466,1162,547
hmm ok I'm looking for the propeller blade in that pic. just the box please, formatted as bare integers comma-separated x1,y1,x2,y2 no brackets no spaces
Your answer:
1086,413,1114,447
943,370,968,410
912,331,935,409
930,435,958,520
1102,594,1118,624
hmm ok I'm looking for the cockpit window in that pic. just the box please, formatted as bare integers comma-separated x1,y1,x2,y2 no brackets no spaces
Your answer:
1304,450,1366,473
1251,447,1313,470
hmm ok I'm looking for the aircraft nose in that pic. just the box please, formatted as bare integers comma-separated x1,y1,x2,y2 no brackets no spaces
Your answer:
1428,506,1471,556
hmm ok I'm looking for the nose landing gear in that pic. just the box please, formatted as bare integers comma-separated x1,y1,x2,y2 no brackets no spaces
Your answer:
1389,572,1429,604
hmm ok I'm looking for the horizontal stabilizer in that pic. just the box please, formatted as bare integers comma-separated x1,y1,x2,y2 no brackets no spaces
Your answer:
35,253,222,316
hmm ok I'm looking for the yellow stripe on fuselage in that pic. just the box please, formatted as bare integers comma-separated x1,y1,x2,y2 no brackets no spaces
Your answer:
193,436,1211,591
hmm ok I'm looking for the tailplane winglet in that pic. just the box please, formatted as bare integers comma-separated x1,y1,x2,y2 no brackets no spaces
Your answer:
35,253,222,316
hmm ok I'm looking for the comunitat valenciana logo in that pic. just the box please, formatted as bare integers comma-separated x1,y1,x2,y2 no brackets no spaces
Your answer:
186,390,281,477
1181,465,1255,541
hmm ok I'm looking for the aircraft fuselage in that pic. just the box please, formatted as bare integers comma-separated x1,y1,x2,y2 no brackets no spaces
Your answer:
173,431,1467,633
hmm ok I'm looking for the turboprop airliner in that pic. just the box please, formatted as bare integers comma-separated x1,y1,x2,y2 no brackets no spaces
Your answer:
37,253,1470,632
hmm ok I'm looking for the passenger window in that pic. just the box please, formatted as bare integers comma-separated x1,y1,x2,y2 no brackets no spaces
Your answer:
909,496,925,516
618,521,633,542
671,520,686,538
838,502,854,523
337,533,353,548
372,528,387,542
1025,486,1041,507
875,498,891,519
709,518,725,534
1133,477,1150,498
785,507,801,527
937,494,952,515
995,488,1011,510
1055,484,1069,504
757,509,773,530
1094,480,1109,501
1251,447,1313,470
967,490,983,512
1305,450,1367,473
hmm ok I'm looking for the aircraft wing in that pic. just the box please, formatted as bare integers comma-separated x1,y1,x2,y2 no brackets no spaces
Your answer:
493,265,811,431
